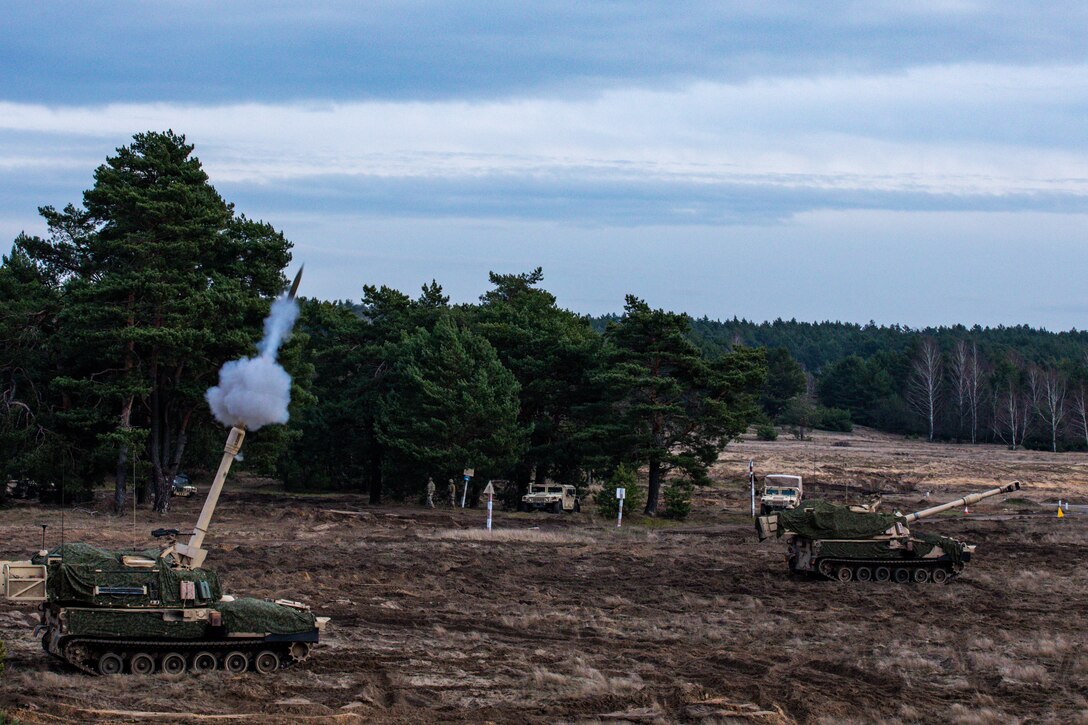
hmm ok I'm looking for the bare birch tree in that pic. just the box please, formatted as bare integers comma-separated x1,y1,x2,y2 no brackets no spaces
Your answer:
1040,369,1067,452
966,342,984,443
994,367,1029,450
949,340,970,438
908,338,942,441
1073,384,1088,450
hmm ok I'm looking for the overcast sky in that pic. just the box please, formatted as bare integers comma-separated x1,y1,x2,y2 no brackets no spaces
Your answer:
2,2,1087,328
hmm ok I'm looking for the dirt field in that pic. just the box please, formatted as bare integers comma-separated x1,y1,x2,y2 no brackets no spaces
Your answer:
1,428,1086,724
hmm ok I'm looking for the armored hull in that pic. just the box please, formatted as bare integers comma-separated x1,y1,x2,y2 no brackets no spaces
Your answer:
29,543,324,675
784,528,968,584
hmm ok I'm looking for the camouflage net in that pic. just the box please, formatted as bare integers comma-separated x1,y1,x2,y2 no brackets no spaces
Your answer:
65,609,208,639
216,598,317,635
33,543,220,608
775,500,897,539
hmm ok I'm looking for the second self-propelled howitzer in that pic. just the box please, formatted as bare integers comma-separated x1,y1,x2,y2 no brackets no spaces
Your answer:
755,481,1021,584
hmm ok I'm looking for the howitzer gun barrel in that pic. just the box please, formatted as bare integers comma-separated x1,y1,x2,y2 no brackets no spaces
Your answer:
173,426,245,568
901,481,1020,524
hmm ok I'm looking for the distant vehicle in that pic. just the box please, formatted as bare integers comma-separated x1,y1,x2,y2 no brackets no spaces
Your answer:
171,473,197,498
759,474,803,515
6,479,37,499
519,483,580,513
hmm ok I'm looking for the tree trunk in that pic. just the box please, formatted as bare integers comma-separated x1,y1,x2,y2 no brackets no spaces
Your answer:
149,360,170,514
114,294,137,513
645,452,662,516
367,446,383,504
114,443,129,514
168,411,191,483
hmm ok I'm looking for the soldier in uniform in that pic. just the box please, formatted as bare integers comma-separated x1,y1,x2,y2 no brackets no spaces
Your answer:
425,477,436,508
448,478,457,507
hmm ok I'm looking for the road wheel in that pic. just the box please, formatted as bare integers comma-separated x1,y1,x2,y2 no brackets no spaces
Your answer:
817,560,835,578
161,652,187,675
874,567,891,582
573,500,581,513
130,652,156,675
224,651,248,674
931,568,949,584
913,568,930,584
855,567,872,582
254,650,279,674
97,652,123,675
836,566,853,582
192,651,217,673
893,568,911,584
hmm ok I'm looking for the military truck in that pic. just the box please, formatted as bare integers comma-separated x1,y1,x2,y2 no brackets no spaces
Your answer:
171,473,197,498
0,426,328,675
759,474,803,515
519,482,580,513
756,481,1021,583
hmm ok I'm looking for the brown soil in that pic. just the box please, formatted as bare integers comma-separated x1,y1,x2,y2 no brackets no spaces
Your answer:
1,428,1086,724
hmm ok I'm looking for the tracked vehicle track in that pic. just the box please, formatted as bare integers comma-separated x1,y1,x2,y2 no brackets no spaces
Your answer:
54,635,311,675
811,558,962,583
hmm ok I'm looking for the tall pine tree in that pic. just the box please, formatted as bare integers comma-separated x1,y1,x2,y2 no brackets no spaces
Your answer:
605,296,766,515
22,131,292,512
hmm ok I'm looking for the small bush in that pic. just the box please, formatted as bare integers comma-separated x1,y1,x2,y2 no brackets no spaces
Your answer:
755,424,778,441
813,406,853,432
596,464,644,519
663,479,693,520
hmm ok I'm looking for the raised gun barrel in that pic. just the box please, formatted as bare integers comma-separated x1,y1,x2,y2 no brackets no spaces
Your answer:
172,426,246,568
901,481,1021,524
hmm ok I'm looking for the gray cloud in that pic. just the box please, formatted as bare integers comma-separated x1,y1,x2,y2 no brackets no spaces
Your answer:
3,2,1088,103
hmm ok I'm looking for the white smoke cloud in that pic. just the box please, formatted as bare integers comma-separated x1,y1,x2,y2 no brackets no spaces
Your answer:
257,296,300,357
206,295,299,431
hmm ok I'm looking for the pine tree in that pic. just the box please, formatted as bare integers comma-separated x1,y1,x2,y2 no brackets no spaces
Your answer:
21,131,292,512
473,268,605,494
376,314,527,496
604,296,766,515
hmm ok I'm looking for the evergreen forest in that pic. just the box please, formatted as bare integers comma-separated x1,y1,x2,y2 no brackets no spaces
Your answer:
2,133,1086,519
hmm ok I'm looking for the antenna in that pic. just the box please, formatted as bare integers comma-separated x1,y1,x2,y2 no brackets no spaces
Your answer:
40,523,48,550
132,450,137,550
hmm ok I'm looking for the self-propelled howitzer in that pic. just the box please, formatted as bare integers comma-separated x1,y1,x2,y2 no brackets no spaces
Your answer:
755,481,1021,584
1,426,328,675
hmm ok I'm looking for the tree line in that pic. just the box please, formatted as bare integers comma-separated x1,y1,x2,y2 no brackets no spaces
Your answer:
3,131,1083,521
0,131,767,516
669,318,1088,452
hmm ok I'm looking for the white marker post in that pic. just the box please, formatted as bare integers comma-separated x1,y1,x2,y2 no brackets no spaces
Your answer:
483,480,495,532
616,487,626,528
461,467,474,508
749,459,755,518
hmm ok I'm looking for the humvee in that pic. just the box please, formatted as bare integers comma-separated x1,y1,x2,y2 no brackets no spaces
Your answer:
519,483,580,513
171,473,197,498
759,474,802,515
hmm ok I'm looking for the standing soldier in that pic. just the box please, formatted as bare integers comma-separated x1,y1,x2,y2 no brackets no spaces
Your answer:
447,478,457,507
425,477,436,508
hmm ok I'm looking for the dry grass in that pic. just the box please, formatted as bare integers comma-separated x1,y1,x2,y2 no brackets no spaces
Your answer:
422,528,595,544
531,658,645,698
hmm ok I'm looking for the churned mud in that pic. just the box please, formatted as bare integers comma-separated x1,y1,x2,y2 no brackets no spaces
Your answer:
1,428,1086,723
